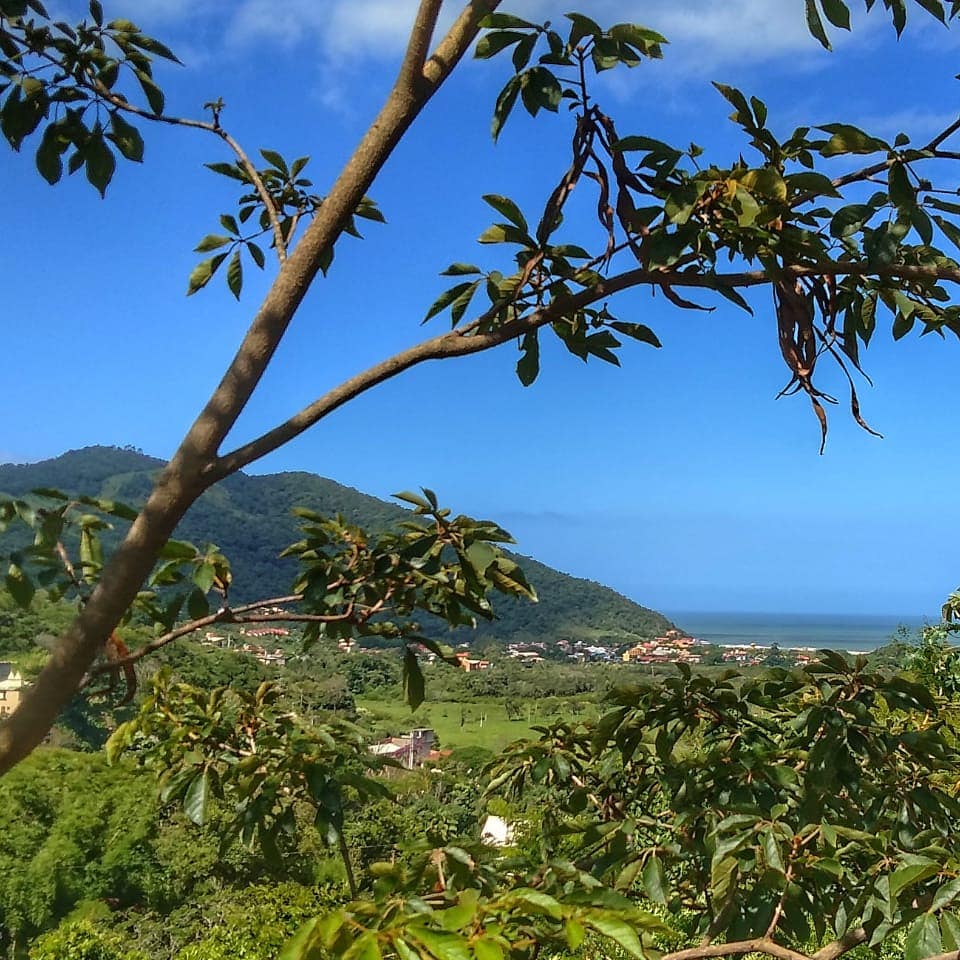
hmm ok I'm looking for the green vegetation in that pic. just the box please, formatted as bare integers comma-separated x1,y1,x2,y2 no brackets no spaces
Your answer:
357,698,595,752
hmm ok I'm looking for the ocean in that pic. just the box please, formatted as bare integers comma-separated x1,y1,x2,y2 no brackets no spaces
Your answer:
666,611,934,653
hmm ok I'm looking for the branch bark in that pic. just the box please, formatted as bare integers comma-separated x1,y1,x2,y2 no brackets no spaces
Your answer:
661,938,812,960
217,259,960,474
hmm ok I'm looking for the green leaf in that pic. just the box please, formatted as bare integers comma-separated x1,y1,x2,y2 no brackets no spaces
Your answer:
819,123,889,157
441,263,482,276
5,563,34,608
226,248,243,299
889,161,916,210
135,69,165,115
913,0,947,22
642,855,668,903
491,75,521,141
583,915,645,959
260,148,288,174
933,214,960,253
482,194,529,233
519,67,562,116
126,31,182,64
402,646,425,710
941,913,960,951
183,770,210,826
609,321,661,347
186,252,227,295
505,889,562,919
424,282,480,323
449,280,480,326
905,914,942,960
194,234,232,253
821,0,852,29
932,877,960,912
805,0,832,47
475,30,527,60
479,13,537,29
474,937,504,960
478,223,531,246
566,12,602,46
517,330,540,386
85,132,115,197
830,203,876,238
35,123,64,184
740,167,788,201
247,241,265,268
787,171,841,198
408,928,470,960
205,161,247,182
108,111,144,162
893,311,915,340
889,858,939,899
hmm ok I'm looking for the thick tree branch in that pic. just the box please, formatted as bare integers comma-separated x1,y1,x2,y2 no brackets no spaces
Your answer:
187,0,500,466
218,259,960,474
811,928,868,960
0,1,499,777
661,938,812,960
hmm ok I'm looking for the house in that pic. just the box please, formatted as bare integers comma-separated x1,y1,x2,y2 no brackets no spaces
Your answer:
454,651,491,672
480,814,516,847
370,727,437,769
0,663,25,718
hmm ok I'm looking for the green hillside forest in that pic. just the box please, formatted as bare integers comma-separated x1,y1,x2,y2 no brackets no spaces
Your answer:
0,446,675,645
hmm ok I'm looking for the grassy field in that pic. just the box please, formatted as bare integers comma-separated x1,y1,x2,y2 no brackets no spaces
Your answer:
356,697,599,751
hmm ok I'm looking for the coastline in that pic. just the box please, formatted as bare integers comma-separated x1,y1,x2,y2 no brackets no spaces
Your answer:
670,610,931,653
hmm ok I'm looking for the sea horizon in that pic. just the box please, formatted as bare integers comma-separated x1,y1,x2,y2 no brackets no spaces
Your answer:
665,610,936,653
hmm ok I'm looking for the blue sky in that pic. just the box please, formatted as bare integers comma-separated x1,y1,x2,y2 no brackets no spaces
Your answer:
3,0,960,617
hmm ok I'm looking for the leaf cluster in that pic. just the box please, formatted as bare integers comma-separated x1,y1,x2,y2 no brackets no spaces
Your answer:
0,488,233,634
190,147,386,298
441,5,960,447
282,489,537,708
0,0,179,194
108,673,392,864
487,655,960,953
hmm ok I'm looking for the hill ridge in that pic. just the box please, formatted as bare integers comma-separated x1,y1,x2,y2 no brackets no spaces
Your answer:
0,446,676,645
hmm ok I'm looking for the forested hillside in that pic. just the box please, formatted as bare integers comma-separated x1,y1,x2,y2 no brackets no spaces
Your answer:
0,447,675,644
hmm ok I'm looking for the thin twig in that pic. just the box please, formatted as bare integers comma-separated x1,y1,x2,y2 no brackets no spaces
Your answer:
89,82,288,261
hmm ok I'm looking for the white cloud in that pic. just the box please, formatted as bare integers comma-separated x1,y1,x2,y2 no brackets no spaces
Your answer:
146,1,858,72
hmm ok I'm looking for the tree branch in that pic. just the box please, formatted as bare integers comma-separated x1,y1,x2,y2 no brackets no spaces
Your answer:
185,0,501,466
217,259,960,474
0,1,500,776
811,928,868,960
82,594,371,677
399,0,445,92
661,938,812,960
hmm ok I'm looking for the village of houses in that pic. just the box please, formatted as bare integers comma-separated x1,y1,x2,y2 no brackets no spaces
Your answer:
0,620,821,720
0,619,820,782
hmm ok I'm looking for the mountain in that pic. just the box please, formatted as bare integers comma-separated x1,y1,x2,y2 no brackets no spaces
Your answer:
0,446,676,645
